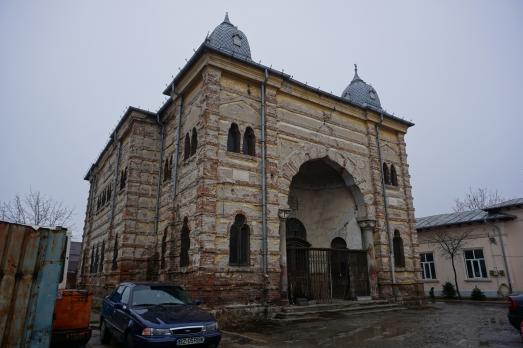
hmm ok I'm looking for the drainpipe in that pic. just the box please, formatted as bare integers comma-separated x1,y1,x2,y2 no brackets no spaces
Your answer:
261,69,269,276
484,216,513,294
375,112,396,285
109,140,122,239
171,90,183,205
154,114,165,235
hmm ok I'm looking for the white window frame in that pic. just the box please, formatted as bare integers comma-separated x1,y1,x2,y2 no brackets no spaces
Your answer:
420,252,436,280
463,248,488,279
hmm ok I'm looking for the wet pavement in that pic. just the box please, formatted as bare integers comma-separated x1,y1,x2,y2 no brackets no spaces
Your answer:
87,301,521,348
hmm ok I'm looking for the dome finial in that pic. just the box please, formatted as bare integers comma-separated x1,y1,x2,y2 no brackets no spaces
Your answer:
353,63,361,81
224,12,230,24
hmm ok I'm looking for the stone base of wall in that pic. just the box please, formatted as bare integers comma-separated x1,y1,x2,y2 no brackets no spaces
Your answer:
377,281,425,306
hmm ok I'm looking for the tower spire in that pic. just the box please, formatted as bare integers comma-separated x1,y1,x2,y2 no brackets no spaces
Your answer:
224,12,230,24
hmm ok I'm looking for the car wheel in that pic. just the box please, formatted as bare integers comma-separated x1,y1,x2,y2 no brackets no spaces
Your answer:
125,332,135,348
100,319,112,344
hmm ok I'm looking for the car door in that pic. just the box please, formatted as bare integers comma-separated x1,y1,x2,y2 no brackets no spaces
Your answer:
103,286,125,338
112,286,131,339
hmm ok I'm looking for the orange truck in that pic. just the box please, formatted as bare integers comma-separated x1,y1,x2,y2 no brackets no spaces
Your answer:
51,289,92,347
50,234,93,347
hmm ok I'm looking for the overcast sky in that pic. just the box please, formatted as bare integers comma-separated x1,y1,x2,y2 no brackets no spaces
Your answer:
1,0,522,240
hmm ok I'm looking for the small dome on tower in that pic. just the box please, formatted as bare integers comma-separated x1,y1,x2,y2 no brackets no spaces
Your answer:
341,65,381,109
206,13,251,60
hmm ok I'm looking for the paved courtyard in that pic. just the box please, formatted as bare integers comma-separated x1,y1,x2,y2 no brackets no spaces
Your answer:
88,301,521,348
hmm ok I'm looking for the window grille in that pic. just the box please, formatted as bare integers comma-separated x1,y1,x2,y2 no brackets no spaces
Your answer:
180,217,190,267
393,230,405,267
191,128,198,156
382,162,390,185
229,214,250,266
184,133,191,160
242,126,255,156
390,164,398,186
227,123,241,153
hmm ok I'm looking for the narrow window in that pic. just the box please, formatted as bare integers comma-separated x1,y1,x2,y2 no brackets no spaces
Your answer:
120,167,127,190
464,249,487,278
390,164,398,186
190,128,198,156
163,157,171,182
94,245,99,273
90,246,95,273
420,252,436,279
161,227,168,269
107,185,112,202
382,162,390,185
393,230,405,267
99,241,105,273
180,217,190,267
227,123,241,153
229,214,250,266
184,133,191,160
112,234,118,270
242,126,256,156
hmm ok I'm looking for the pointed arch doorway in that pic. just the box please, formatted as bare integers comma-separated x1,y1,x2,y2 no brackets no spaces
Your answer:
285,157,370,303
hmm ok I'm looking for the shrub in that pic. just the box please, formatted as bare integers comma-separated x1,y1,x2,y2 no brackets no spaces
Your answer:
442,282,456,299
470,286,486,301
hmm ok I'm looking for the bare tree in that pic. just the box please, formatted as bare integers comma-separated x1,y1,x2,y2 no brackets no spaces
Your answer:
453,187,505,212
429,229,471,298
0,189,74,228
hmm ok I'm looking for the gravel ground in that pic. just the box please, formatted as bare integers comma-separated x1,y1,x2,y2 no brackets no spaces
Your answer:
87,301,521,348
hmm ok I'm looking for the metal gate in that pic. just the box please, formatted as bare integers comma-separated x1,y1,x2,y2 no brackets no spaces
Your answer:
287,247,369,303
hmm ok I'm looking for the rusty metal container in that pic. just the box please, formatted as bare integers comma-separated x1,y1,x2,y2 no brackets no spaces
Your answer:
50,289,92,347
0,221,67,348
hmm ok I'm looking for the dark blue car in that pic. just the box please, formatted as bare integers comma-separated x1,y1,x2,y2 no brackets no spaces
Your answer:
508,294,523,340
100,282,221,348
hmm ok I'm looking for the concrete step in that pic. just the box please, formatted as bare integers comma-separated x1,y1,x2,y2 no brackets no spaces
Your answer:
280,299,391,314
274,303,405,320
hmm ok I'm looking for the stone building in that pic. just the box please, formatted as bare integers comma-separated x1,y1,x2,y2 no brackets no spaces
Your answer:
79,14,422,307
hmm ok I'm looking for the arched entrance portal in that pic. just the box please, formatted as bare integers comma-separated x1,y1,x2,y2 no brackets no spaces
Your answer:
286,158,370,302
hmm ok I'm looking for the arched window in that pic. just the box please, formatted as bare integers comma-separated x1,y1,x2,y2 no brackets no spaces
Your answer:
120,167,127,190
242,126,255,156
99,241,105,273
191,128,198,156
382,162,390,185
161,227,168,269
229,214,250,266
393,230,405,267
112,234,118,270
163,157,171,182
331,237,347,249
286,218,310,247
390,164,398,186
227,123,241,153
107,185,112,202
184,133,191,160
180,217,190,267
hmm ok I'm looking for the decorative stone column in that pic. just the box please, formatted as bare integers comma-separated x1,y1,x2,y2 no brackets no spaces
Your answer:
278,207,291,305
358,218,379,299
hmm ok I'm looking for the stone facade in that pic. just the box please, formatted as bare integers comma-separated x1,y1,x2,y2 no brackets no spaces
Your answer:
79,29,422,308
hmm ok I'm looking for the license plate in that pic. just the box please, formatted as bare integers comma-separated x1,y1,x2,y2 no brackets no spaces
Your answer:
177,336,205,346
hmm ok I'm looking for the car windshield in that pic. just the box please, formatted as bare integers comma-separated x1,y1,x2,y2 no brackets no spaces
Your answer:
131,285,193,306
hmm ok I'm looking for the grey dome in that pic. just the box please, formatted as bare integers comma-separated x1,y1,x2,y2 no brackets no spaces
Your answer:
341,65,381,109
207,13,251,60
